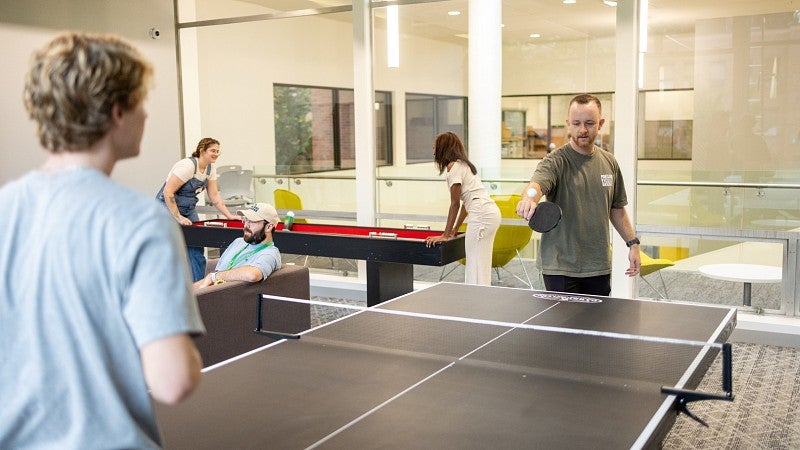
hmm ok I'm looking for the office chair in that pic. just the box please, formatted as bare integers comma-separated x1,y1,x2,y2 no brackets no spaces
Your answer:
216,164,242,175
440,194,534,288
639,251,674,299
216,169,253,207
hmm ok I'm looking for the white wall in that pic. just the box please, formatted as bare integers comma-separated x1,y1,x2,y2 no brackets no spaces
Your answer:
0,0,182,194
181,9,468,172
503,35,616,96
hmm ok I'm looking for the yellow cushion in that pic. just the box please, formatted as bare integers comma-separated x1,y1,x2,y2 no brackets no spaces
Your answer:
458,194,532,268
639,251,674,277
273,189,309,224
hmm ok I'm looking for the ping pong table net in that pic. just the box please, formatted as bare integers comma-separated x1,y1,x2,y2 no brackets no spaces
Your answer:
253,294,734,428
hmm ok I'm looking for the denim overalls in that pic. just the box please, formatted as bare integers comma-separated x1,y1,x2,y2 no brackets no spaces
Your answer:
156,157,210,281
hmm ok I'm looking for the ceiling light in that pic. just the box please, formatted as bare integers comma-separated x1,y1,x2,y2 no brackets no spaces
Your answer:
563,0,576,4
387,5,399,68
530,33,541,38
640,0,648,52
447,10,461,16
603,0,617,6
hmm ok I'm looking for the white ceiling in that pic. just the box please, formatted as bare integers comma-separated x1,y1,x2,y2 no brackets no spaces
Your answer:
242,0,799,45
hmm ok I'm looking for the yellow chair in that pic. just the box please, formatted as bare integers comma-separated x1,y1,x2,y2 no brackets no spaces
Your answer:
639,251,674,299
441,194,534,287
490,194,534,286
273,189,308,224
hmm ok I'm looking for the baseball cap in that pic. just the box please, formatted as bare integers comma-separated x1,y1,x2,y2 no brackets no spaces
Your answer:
237,203,279,225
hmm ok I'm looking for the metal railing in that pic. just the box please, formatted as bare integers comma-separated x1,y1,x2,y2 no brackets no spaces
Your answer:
239,171,800,316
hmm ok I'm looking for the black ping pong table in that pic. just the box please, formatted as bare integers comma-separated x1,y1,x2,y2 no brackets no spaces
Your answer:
155,282,737,449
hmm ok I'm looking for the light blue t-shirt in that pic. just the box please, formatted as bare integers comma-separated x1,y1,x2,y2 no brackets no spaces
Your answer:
0,167,205,449
215,237,281,280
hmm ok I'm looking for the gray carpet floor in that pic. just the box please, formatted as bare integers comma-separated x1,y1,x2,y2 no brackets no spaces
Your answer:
663,343,800,449
302,256,800,448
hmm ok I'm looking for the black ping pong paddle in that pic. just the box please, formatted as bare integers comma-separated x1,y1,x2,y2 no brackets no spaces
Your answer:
528,201,562,232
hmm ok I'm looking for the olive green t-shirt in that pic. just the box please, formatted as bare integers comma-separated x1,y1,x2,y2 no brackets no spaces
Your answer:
532,144,628,277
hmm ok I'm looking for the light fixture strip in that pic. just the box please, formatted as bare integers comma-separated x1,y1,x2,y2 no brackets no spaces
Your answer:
387,5,399,68
639,0,648,53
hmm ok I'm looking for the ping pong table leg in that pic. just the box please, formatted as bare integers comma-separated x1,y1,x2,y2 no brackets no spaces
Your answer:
366,261,413,307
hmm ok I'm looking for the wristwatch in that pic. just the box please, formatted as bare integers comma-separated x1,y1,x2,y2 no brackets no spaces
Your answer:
625,237,640,248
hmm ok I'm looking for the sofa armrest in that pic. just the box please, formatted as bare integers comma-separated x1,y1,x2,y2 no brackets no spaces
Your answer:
193,263,310,367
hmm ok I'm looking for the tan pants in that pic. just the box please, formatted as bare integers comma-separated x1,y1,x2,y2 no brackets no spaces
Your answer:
464,201,501,285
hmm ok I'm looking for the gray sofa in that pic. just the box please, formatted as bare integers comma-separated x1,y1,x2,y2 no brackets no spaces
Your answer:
193,260,310,367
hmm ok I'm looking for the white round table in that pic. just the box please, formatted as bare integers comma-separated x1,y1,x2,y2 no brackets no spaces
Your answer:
698,264,782,306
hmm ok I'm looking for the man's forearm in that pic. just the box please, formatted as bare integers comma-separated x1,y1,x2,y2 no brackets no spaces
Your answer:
209,266,263,283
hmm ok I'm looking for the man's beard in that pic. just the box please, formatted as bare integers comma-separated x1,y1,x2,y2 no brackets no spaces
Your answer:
244,226,267,244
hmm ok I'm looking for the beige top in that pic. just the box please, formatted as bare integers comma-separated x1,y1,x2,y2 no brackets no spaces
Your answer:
446,160,493,214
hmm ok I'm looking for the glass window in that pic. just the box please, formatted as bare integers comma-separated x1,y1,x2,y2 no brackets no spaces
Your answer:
500,93,614,158
374,91,393,166
274,85,314,174
406,93,467,163
274,84,392,174
639,4,800,232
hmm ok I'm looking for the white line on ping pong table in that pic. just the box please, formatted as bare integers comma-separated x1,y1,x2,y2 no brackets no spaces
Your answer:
306,361,453,449
303,299,556,449
631,305,737,450
271,296,726,350
258,295,730,449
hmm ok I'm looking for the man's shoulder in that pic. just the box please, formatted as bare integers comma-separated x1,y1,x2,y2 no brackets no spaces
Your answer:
537,146,570,169
545,145,572,160
595,146,615,157
3,168,164,217
0,171,31,196
69,172,175,231
221,237,247,253
221,237,248,254
593,147,620,167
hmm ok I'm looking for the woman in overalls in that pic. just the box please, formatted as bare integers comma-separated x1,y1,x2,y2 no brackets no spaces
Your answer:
157,137,237,281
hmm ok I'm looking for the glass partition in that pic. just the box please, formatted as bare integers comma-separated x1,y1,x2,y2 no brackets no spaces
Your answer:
175,0,800,314
272,85,392,173
178,7,357,217
177,0,352,23
638,234,787,314
639,2,800,234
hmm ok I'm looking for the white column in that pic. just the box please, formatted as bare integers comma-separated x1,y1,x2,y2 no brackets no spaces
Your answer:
176,0,200,154
611,0,640,298
468,0,501,178
353,0,376,227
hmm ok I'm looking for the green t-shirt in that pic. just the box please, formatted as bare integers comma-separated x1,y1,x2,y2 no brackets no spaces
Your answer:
532,144,628,277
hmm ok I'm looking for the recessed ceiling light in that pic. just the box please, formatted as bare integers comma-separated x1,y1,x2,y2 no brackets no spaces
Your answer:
447,10,461,16
530,33,541,38
563,0,576,3
603,0,617,6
